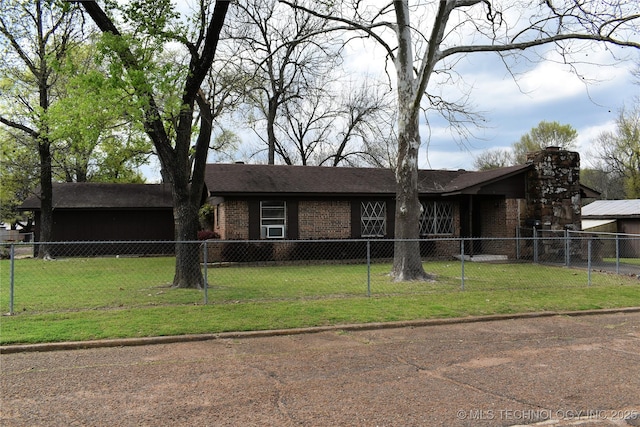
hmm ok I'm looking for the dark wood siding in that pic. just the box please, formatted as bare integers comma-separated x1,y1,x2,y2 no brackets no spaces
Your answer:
477,174,526,198
248,200,260,240
350,201,360,238
286,200,298,239
50,209,174,241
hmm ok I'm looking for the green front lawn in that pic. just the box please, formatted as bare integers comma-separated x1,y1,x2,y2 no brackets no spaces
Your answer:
1,257,638,345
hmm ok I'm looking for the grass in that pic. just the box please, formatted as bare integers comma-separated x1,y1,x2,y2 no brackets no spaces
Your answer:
1,256,639,345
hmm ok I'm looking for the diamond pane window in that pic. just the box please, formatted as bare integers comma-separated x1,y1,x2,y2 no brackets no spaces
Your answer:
420,201,453,236
361,201,386,237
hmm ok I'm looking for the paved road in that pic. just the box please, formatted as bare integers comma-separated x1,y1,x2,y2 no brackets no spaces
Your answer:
2,310,640,426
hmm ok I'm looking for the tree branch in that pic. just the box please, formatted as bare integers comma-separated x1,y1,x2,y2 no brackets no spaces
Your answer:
440,32,640,60
0,116,38,138
414,0,455,113
278,0,397,62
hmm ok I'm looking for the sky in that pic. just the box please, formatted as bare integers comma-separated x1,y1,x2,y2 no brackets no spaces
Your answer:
419,48,638,171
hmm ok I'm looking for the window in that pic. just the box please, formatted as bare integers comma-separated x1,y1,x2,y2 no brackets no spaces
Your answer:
260,201,286,239
420,201,453,235
361,201,386,237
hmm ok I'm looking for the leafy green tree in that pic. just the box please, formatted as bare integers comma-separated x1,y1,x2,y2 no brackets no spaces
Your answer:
78,0,230,288
0,129,39,229
590,105,640,198
1,24,151,231
512,121,578,165
47,45,152,183
0,0,83,258
474,121,578,170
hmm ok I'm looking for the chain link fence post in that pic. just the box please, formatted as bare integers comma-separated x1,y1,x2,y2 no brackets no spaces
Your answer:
533,227,539,263
564,229,569,267
460,239,465,291
587,239,592,287
9,243,15,315
615,234,620,275
203,241,208,305
366,240,371,297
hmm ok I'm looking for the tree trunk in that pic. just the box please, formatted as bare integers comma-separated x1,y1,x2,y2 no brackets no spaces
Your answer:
37,140,53,259
390,106,432,281
169,91,212,290
171,185,204,289
267,96,278,164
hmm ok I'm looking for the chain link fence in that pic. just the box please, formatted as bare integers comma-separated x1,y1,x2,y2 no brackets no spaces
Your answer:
2,234,639,315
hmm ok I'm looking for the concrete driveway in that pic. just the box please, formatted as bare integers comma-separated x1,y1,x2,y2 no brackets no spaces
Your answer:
2,309,640,426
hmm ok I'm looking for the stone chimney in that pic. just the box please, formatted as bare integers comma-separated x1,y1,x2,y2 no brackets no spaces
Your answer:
525,147,581,231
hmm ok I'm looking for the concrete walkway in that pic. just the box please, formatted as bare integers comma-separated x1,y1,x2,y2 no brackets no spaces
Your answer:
2,310,640,426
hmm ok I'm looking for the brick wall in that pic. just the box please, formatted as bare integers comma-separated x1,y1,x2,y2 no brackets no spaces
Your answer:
505,198,525,237
216,200,249,240
476,198,513,256
298,200,351,239
479,198,507,238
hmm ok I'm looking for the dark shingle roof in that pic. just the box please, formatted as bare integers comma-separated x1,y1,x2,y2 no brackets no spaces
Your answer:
19,183,173,210
19,164,537,210
205,163,398,195
204,163,532,197
441,164,532,195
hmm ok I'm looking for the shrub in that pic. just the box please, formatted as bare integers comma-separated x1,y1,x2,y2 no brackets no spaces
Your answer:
198,230,220,240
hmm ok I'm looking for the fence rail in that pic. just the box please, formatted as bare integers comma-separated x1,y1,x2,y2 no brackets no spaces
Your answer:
2,234,639,316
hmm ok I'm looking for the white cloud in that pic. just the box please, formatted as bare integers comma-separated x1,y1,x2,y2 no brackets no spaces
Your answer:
575,120,617,168
517,63,587,102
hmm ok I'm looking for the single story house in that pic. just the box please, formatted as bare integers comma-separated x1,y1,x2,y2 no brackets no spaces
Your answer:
20,147,596,260
582,199,640,234
582,199,640,258
203,147,596,259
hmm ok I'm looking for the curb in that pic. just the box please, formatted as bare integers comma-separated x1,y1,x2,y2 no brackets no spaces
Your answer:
2,306,640,355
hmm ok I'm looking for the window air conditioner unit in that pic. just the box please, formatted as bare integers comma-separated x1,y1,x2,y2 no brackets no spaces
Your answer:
262,225,285,239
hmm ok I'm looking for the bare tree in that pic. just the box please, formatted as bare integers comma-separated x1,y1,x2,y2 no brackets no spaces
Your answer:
590,104,640,198
263,75,398,167
276,84,336,165
473,148,512,171
580,167,625,200
282,0,640,281
77,0,230,288
320,81,397,168
228,0,339,165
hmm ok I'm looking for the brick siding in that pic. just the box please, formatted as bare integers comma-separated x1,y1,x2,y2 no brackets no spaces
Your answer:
298,200,351,239
216,200,249,240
